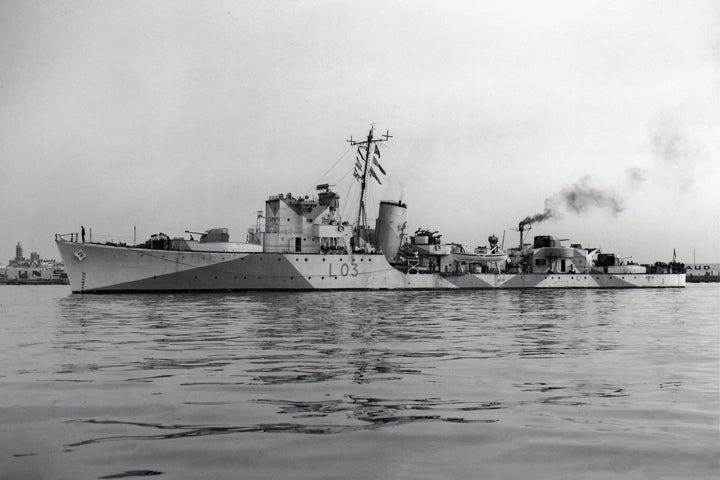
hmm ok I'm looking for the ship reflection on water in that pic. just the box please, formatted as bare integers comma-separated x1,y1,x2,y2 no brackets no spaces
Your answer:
0,285,706,479
52,289,676,444
56,291,510,447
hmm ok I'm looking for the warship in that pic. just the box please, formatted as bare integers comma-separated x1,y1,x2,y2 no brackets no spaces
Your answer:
55,127,685,293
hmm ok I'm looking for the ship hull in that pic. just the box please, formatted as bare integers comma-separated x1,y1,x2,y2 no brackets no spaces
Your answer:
56,241,685,293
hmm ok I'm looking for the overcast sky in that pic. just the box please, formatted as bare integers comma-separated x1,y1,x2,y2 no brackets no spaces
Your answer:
1,0,718,264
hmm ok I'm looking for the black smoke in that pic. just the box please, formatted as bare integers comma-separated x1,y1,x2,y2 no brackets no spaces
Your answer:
519,198,559,227
519,177,624,228
561,177,623,215
518,115,708,229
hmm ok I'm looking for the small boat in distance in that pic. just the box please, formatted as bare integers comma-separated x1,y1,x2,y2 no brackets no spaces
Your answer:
55,127,685,292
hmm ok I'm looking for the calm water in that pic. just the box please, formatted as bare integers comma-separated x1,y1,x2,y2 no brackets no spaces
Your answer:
1,285,718,479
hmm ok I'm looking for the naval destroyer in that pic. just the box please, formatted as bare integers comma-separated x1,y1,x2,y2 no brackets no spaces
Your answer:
56,127,685,292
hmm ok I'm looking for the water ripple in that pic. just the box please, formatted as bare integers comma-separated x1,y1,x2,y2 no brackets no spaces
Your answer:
2,286,717,479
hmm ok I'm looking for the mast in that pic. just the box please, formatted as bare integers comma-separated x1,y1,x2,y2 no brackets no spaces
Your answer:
358,128,373,236
347,125,391,249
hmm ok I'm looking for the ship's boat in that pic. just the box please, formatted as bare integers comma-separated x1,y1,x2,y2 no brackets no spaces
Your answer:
55,127,685,292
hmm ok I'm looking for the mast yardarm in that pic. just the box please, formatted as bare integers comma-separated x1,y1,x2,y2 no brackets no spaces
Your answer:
347,126,391,248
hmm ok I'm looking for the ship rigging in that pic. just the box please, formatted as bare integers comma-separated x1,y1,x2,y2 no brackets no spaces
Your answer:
347,125,391,250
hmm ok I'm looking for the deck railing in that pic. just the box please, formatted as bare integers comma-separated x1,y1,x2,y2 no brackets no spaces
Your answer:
55,233,78,242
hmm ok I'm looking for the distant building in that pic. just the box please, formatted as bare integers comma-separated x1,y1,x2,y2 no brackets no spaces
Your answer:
2,240,68,285
14,241,25,264
685,263,719,283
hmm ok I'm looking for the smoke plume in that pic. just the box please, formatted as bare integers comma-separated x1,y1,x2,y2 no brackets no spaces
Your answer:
519,198,559,227
649,116,704,190
626,167,647,185
519,177,624,228
518,113,709,229
651,119,687,166
561,177,623,214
